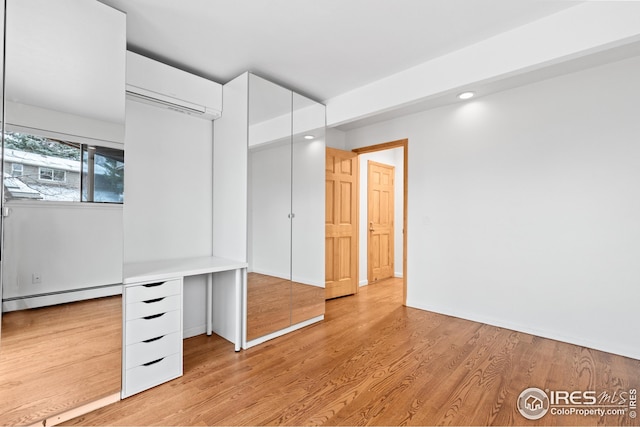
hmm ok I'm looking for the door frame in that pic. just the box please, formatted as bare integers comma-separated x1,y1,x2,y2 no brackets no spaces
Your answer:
352,139,408,305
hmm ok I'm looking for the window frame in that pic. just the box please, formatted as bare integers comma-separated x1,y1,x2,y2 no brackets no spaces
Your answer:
38,167,67,183
4,131,124,203
11,163,23,177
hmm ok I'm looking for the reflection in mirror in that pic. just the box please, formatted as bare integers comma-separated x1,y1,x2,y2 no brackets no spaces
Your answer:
0,139,124,425
246,74,292,341
291,93,326,324
0,296,121,425
246,74,326,343
4,0,126,146
1,129,124,305
2,131,124,203
0,0,5,343
0,0,126,424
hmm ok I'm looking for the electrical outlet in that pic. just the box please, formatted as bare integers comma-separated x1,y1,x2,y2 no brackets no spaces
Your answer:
32,273,42,284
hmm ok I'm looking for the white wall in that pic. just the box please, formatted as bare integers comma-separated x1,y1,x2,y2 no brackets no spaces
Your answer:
326,127,347,150
124,99,213,337
344,55,640,360
358,148,404,285
2,201,122,302
123,100,213,262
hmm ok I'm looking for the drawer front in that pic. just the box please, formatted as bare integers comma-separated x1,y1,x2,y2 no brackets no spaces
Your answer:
125,309,181,345
125,294,181,321
124,352,182,398
125,279,181,303
125,331,182,369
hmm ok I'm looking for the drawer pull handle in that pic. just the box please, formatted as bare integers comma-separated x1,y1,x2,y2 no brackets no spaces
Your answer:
143,358,164,367
142,282,164,288
143,297,165,304
143,335,164,343
143,313,165,320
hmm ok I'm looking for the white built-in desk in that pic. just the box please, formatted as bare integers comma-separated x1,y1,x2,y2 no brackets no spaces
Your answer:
121,256,247,398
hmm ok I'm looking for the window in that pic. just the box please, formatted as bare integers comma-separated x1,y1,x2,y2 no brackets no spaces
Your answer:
39,167,66,182
3,131,124,203
11,163,23,177
82,146,125,203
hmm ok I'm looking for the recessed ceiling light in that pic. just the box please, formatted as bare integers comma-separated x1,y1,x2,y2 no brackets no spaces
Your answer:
304,135,314,140
458,91,475,100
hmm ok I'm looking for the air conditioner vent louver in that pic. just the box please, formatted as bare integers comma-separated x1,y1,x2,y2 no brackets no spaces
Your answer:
126,51,222,121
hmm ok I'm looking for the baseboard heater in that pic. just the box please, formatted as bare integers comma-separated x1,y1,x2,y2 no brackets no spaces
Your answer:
2,283,122,312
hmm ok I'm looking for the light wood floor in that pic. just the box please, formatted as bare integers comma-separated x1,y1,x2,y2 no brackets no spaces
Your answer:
0,296,121,426
247,273,324,340
68,278,639,426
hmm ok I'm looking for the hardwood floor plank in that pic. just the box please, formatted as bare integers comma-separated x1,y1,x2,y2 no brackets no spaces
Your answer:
0,296,121,426
66,278,639,426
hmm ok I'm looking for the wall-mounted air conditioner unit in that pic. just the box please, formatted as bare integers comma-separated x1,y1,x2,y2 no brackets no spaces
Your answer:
126,51,222,120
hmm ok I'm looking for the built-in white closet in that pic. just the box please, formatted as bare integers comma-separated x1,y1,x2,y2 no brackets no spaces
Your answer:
213,72,326,348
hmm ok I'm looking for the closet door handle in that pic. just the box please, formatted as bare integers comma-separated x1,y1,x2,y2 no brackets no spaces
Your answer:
369,222,374,232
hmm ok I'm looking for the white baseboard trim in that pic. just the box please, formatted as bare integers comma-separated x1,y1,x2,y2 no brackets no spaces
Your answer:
3,285,122,312
406,299,640,361
394,272,403,278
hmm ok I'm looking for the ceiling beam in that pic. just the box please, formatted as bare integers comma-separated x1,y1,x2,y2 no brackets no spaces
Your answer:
326,2,640,129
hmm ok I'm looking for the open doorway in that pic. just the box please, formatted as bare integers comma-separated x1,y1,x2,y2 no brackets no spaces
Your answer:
353,139,407,304
325,139,407,303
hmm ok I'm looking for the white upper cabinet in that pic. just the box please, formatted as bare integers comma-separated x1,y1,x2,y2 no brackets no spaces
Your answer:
4,0,126,146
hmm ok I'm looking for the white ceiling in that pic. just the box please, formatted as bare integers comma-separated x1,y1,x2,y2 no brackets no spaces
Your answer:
98,0,581,103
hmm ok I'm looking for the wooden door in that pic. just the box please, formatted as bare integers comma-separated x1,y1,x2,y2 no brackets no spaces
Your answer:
325,148,358,299
368,161,394,283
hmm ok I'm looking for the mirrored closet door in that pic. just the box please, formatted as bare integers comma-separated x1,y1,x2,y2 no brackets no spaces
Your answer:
247,75,293,340
246,74,325,344
0,0,126,424
0,0,5,343
290,93,326,325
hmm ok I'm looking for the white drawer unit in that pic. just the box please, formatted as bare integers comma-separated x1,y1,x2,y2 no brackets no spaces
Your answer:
126,279,181,303
125,309,181,345
123,353,182,398
122,278,183,398
126,294,181,320
125,332,182,368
